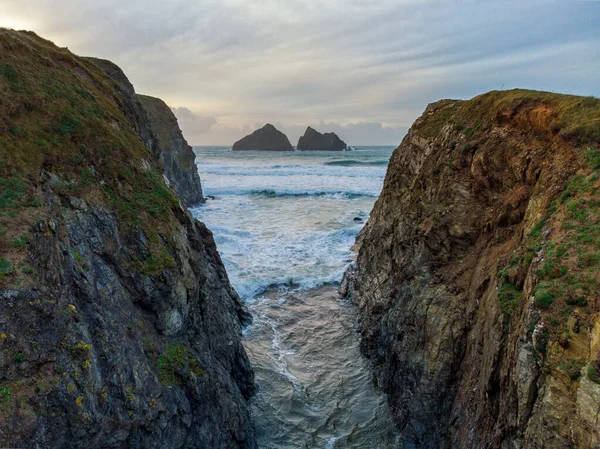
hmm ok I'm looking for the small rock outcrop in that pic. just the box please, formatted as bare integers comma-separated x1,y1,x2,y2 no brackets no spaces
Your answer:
343,89,600,448
297,126,347,151
138,95,204,206
0,29,255,449
232,124,293,151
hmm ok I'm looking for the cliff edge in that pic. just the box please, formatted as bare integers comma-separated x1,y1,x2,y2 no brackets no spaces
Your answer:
344,89,600,449
138,95,204,206
0,29,255,448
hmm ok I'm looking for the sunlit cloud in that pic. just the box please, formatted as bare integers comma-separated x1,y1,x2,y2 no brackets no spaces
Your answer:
1,0,598,144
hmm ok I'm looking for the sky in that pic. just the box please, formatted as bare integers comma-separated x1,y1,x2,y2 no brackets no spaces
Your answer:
1,0,599,145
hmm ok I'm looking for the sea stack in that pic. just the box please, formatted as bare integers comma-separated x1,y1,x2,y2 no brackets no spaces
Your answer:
232,123,293,151
297,126,347,151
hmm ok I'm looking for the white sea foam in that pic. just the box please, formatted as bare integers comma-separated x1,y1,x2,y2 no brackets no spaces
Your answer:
190,146,400,448
190,146,393,300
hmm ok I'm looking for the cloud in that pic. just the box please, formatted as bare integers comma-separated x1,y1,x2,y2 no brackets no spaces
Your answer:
171,104,406,146
1,0,598,145
276,121,407,147
171,107,217,143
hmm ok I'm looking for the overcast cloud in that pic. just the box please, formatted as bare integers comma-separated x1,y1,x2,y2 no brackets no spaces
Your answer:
1,0,598,145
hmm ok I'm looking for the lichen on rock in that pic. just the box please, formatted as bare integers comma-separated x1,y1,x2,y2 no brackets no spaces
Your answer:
0,29,255,449
344,89,600,449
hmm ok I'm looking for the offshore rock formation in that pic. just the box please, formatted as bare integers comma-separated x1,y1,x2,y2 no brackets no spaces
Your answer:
232,124,293,151
297,126,347,151
344,90,600,448
0,29,255,448
138,95,204,206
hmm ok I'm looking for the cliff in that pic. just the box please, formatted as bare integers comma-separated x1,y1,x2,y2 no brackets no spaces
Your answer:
0,29,255,448
232,124,293,151
343,89,600,448
138,95,204,206
297,126,347,151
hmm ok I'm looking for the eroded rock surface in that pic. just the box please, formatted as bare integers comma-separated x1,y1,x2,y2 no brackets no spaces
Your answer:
344,90,600,449
0,29,255,449
138,95,204,206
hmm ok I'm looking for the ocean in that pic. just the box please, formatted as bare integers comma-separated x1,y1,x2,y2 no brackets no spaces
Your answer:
190,146,399,449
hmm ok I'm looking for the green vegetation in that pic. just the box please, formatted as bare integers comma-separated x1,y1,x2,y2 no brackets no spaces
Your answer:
585,147,600,170
73,250,90,272
0,29,186,288
105,169,178,228
560,359,585,380
0,387,12,409
0,258,14,283
495,143,600,343
14,352,24,362
157,344,205,385
587,361,600,384
498,282,522,316
462,90,600,145
534,288,557,309
537,258,568,280
134,249,175,277
415,90,600,146
0,30,178,219
10,233,28,248
0,63,19,84
56,116,81,137
0,176,26,209
464,126,478,139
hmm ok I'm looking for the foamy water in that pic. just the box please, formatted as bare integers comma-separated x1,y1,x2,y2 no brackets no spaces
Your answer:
190,146,399,448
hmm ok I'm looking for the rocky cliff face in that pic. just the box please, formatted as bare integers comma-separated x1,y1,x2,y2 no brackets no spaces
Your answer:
0,29,255,448
232,124,293,151
138,95,204,206
343,90,600,449
297,126,347,151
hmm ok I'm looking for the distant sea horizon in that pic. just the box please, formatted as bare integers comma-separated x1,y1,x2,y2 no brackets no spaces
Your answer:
188,145,400,447
191,144,399,148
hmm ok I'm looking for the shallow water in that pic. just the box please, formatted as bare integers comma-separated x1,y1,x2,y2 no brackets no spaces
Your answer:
190,147,399,448
245,286,400,448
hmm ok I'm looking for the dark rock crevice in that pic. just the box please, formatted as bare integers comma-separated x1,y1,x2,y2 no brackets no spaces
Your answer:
0,29,255,449
345,90,600,448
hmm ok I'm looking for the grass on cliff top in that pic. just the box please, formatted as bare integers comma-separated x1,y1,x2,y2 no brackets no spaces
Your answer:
0,29,180,283
416,89,600,146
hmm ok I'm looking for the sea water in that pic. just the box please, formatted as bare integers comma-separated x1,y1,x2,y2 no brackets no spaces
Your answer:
190,147,399,449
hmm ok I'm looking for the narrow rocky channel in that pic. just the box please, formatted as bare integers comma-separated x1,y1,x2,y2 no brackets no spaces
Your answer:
191,146,399,448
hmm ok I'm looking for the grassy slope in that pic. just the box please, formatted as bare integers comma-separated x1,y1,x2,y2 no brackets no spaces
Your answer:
418,89,600,385
416,89,600,145
0,29,179,284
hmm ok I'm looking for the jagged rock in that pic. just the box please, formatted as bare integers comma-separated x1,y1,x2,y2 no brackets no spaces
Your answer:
232,124,293,151
138,95,204,206
344,90,600,449
0,29,255,449
297,126,347,151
